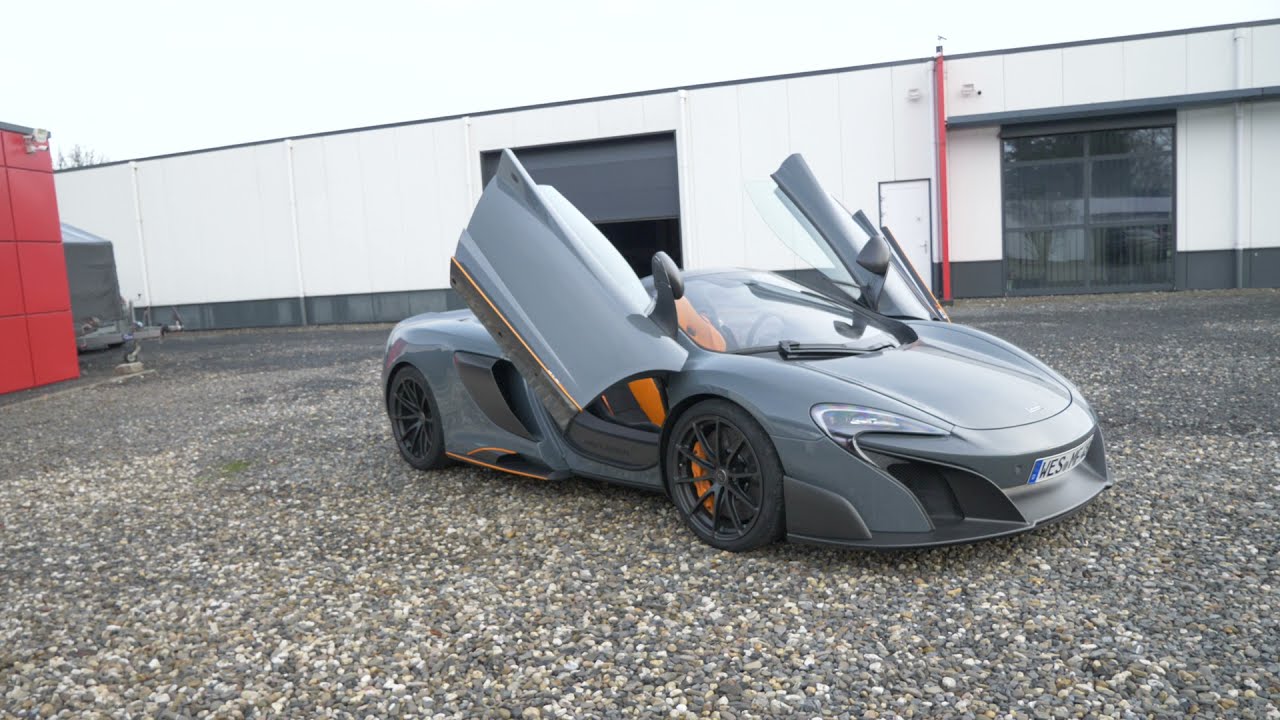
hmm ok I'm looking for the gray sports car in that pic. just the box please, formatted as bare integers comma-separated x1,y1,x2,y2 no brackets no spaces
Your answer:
382,150,1112,551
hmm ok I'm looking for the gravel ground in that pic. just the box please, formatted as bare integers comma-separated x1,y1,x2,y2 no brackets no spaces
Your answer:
1,290,1277,719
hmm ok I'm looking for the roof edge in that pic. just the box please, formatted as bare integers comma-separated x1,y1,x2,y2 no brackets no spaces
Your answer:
946,16,1280,61
0,120,36,135
55,16,1280,173
948,86,1280,128
57,55,932,173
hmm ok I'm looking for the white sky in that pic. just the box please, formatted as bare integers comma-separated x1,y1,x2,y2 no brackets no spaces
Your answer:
3,0,1276,161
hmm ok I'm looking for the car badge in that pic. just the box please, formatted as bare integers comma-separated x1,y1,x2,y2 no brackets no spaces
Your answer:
1026,404,1042,414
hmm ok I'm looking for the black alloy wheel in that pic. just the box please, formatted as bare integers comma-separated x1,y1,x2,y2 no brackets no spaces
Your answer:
388,366,447,470
666,399,784,551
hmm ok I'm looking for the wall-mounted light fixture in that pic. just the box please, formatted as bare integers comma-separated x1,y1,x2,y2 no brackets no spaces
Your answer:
24,128,49,154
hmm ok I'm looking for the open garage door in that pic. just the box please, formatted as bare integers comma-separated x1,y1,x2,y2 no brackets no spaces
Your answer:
480,133,681,277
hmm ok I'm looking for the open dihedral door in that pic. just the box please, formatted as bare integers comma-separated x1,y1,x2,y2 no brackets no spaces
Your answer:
770,153,948,322
450,149,688,430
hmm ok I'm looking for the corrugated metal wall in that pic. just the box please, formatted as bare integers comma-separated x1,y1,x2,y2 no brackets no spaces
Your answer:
51,21,1280,322
53,59,938,318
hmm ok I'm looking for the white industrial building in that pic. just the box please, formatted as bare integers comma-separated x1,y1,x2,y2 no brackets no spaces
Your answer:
55,19,1280,329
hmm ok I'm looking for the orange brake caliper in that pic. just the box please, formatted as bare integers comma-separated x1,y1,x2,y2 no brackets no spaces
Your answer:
691,441,714,514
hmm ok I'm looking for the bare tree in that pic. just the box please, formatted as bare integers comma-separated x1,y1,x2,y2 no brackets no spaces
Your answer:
56,144,110,169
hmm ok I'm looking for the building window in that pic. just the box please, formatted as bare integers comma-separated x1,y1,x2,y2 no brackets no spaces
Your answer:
1002,126,1174,293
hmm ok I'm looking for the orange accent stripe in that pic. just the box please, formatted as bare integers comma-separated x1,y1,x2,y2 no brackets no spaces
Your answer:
451,257,582,411
899,252,950,323
446,451,549,480
600,395,614,415
467,446,517,457
926,287,951,323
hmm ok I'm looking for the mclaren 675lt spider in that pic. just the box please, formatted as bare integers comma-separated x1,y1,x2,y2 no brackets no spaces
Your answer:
382,150,1112,551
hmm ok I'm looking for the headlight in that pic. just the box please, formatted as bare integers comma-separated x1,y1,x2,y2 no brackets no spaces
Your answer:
810,403,949,441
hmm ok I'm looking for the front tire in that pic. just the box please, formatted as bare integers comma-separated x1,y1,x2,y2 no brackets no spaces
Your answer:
388,366,448,471
665,399,784,551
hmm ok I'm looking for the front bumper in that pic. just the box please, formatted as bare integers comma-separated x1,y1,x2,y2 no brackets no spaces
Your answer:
786,463,1110,549
778,404,1113,549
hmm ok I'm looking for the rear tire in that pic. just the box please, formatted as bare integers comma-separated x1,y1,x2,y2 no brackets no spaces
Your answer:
388,366,448,471
665,399,784,552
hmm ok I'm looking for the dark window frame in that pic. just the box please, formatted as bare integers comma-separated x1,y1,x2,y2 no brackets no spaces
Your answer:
1000,123,1176,295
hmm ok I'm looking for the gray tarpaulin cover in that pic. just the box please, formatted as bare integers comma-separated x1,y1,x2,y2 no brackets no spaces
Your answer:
61,223,123,334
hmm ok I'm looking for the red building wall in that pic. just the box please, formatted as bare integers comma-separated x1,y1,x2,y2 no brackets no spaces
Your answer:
0,126,78,394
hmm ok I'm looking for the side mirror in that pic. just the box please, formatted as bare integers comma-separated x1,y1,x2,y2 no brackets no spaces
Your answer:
653,251,683,299
855,234,890,311
649,251,683,337
856,234,891,276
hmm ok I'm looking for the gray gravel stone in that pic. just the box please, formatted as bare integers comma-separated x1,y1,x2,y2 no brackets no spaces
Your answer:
1,291,1278,718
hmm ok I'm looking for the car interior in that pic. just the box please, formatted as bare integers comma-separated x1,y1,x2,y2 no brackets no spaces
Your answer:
582,295,728,430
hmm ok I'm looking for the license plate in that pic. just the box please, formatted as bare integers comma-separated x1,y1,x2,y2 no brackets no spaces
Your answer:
1027,437,1092,485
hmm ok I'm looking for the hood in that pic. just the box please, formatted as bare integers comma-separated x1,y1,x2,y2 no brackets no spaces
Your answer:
797,340,1072,430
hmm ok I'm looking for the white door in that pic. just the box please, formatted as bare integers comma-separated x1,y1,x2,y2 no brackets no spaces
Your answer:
878,180,933,289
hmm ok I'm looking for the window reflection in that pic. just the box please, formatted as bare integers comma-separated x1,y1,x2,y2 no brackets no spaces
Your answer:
1003,164,1084,228
1089,155,1172,222
1002,126,1174,292
1005,229,1087,290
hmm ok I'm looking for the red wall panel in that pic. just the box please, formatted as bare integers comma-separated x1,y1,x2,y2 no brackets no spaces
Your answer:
0,169,13,241
0,241,23,316
17,242,70,313
26,311,78,385
0,130,53,172
0,127,76,394
0,315,35,393
7,168,60,242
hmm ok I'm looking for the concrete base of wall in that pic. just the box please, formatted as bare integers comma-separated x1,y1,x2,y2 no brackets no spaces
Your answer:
134,288,461,331
134,297,303,330
1166,248,1280,290
937,261,1005,299
1244,247,1280,288
1176,250,1234,289
944,248,1280,298
304,289,464,325
135,251,1280,331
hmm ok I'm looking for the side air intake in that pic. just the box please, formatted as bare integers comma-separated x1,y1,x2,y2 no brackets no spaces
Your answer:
883,459,1025,526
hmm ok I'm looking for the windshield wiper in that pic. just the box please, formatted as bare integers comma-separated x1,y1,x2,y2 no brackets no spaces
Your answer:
776,340,892,358
727,340,891,358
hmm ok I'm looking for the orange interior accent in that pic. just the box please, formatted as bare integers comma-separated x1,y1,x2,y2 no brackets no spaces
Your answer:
451,257,582,411
627,379,666,425
675,297,727,352
691,441,714,514
600,395,615,415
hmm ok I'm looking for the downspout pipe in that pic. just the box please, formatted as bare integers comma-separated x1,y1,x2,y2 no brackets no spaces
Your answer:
933,46,953,302
284,139,308,325
676,89,696,268
128,161,154,312
1233,29,1246,288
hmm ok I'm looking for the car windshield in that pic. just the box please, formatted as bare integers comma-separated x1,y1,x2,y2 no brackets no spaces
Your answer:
744,179,939,321
674,272,900,353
